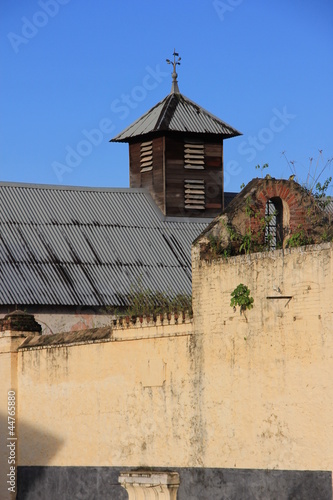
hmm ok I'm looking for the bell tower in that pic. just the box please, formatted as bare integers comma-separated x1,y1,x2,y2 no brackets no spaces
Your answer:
111,51,241,217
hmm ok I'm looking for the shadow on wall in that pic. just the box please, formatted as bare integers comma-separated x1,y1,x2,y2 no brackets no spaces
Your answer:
1,411,128,500
0,412,64,500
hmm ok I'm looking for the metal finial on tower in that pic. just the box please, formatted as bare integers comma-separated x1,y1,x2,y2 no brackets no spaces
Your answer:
166,49,181,94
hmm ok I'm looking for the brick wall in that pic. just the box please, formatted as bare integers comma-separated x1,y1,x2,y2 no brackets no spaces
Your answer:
198,178,332,258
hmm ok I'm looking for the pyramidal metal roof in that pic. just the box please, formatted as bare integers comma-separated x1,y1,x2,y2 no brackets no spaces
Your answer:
111,91,242,142
0,182,212,308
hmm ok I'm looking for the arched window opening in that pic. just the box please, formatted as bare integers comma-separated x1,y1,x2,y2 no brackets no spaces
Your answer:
265,197,283,249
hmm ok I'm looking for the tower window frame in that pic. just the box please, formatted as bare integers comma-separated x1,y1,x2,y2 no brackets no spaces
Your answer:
265,197,283,249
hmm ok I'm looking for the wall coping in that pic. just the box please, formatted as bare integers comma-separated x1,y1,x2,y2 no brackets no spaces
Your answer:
194,241,332,265
18,313,193,351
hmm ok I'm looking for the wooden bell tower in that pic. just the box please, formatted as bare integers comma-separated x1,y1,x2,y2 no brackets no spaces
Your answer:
111,51,241,218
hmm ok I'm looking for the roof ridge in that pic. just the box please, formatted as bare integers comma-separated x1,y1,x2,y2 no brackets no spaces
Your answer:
154,93,177,130
0,182,148,193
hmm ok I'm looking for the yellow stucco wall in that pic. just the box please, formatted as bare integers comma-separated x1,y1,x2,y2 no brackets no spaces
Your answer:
17,320,202,468
0,332,28,500
191,241,333,471
1,243,332,475
0,350,14,499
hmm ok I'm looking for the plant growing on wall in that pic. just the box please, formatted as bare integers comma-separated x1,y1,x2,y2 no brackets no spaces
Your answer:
208,229,236,259
255,162,269,177
122,279,193,319
103,278,193,322
239,229,252,254
314,176,332,210
230,283,254,320
286,225,313,248
281,150,332,196
208,233,224,258
204,160,332,261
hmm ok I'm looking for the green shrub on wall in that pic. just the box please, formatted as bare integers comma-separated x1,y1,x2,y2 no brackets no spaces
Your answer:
230,284,254,314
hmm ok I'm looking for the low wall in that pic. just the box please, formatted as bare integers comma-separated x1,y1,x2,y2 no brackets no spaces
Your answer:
17,316,198,469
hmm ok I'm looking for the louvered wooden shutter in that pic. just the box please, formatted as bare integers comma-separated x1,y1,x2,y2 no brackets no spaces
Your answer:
184,142,204,170
184,179,205,210
140,141,153,172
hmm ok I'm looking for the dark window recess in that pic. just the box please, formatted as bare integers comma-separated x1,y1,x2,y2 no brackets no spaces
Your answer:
184,142,205,169
265,197,283,249
184,179,205,210
140,141,153,172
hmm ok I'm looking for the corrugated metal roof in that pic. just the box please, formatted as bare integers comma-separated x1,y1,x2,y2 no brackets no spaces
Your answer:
111,93,241,142
0,182,211,307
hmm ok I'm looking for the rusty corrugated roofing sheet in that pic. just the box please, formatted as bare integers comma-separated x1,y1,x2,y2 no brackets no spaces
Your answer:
111,93,241,142
0,182,211,307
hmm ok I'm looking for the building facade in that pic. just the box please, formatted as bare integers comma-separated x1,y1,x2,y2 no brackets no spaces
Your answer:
1,179,332,499
0,65,240,334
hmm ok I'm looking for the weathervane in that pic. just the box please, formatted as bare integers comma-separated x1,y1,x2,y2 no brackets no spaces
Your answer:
166,49,181,94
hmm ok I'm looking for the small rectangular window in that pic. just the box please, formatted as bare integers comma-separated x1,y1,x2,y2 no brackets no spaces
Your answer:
265,199,277,249
140,141,153,172
184,179,205,210
265,198,283,249
184,142,205,169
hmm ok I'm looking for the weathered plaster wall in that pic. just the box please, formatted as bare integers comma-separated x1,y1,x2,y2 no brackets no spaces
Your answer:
0,349,14,499
0,313,43,499
17,318,200,468
13,243,333,474
191,241,333,471
2,243,332,498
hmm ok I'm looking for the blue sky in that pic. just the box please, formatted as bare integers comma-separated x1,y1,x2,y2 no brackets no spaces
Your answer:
1,0,333,194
